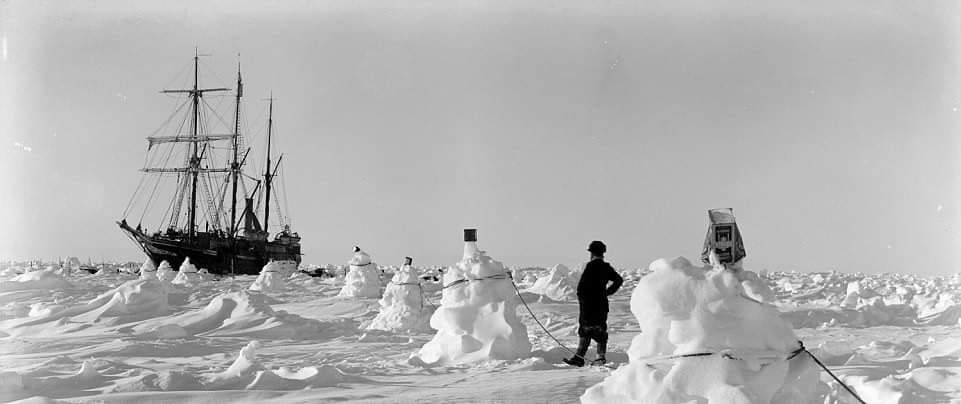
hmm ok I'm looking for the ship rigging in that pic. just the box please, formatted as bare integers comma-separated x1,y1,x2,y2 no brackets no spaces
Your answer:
118,51,301,275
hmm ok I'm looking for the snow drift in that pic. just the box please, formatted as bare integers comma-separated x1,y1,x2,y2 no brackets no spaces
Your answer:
0,269,71,292
137,290,333,339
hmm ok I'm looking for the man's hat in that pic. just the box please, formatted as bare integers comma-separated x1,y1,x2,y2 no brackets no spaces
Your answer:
588,240,607,254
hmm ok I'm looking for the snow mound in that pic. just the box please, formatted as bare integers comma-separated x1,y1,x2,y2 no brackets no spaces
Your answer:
109,370,203,393
411,240,531,366
203,341,363,390
270,260,299,276
245,365,359,390
0,278,171,336
582,256,819,404
170,270,201,286
171,257,201,286
197,267,216,281
178,257,197,273
204,341,264,389
527,264,578,302
82,278,171,318
367,263,432,332
156,260,176,282
249,261,287,292
0,360,107,402
138,290,330,339
337,248,382,298
138,259,156,275
0,270,71,291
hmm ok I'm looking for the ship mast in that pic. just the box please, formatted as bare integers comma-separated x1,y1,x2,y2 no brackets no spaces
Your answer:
230,59,243,237
264,94,274,235
188,51,200,239
157,50,229,238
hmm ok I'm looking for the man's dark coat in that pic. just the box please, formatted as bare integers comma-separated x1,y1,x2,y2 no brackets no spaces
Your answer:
576,258,624,327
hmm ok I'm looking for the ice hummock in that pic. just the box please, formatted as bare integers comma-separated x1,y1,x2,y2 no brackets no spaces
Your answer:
171,257,202,286
249,261,287,292
410,237,531,366
138,259,156,275
367,260,432,332
581,256,819,403
528,264,578,302
337,247,382,298
0,268,71,291
94,264,116,276
156,260,176,282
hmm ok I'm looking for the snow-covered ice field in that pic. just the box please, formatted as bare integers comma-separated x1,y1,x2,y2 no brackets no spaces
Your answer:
1,263,959,403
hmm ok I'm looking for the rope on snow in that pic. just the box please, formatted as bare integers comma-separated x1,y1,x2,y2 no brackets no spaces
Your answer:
507,275,865,403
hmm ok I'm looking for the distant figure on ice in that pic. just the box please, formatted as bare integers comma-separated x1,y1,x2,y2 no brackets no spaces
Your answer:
564,240,623,367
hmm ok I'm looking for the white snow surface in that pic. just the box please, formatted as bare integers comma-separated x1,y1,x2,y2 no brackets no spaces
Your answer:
0,259,959,403
367,264,433,332
337,250,382,298
0,269,71,292
411,242,532,366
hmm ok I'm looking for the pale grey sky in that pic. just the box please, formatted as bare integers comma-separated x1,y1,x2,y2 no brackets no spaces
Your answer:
1,0,959,275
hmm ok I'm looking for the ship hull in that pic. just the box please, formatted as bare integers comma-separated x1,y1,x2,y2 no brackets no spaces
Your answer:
118,221,300,275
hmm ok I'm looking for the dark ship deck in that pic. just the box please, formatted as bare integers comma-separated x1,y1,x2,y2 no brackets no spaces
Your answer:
119,220,300,275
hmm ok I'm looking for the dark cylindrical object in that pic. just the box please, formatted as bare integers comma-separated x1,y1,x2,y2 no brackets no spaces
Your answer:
464,228,477,242
404,256,413,266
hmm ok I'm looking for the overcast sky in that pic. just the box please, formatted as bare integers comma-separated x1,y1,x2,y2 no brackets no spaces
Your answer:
1,0,959,275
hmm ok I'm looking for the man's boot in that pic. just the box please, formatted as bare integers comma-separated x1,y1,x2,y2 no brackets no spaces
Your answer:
591,339,607,366
563,337,590,367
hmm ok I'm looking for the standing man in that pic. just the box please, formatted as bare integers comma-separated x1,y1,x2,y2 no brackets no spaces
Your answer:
564,240,624,367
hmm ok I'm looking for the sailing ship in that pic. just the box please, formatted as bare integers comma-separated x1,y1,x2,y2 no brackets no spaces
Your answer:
118,52,301,275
